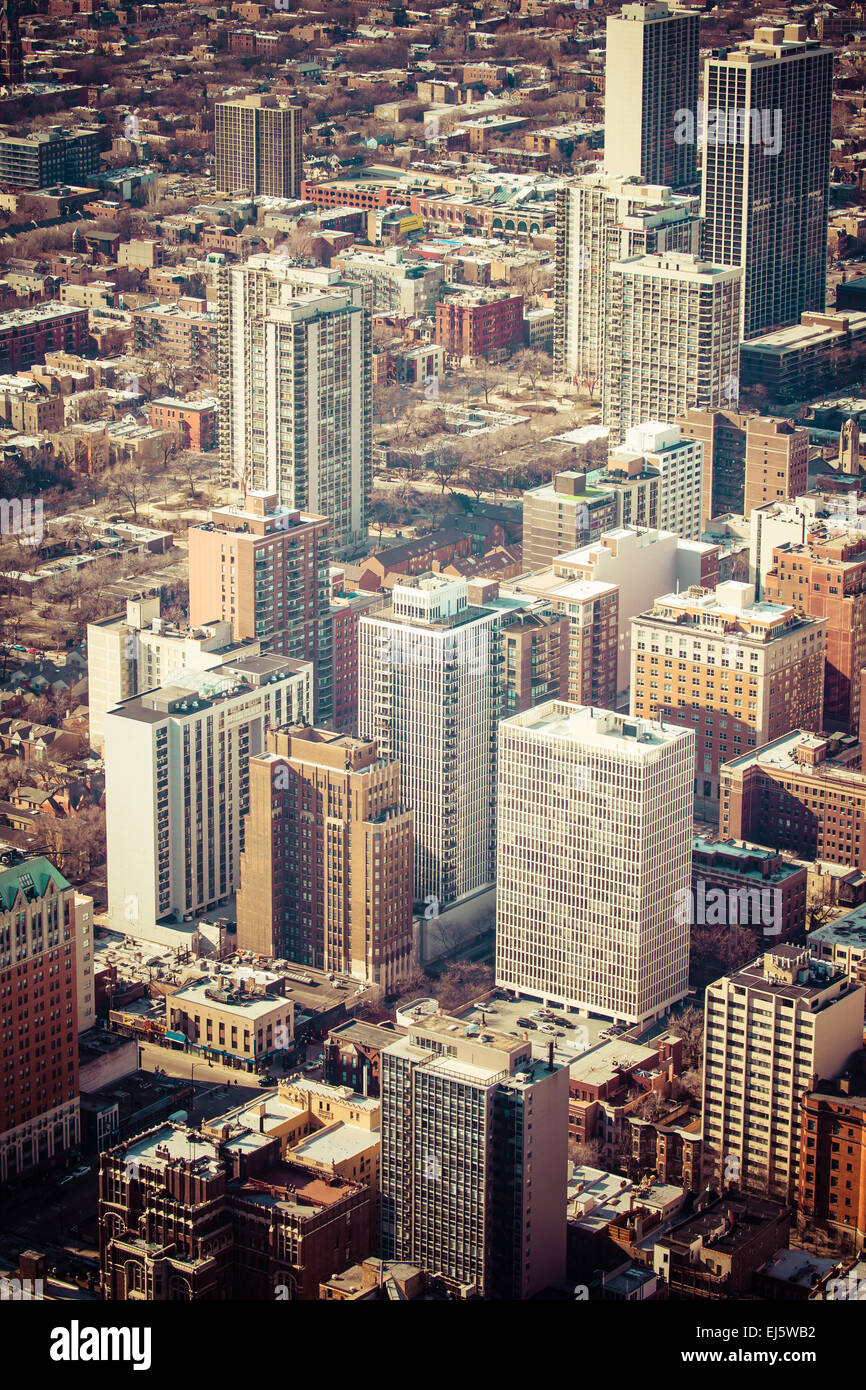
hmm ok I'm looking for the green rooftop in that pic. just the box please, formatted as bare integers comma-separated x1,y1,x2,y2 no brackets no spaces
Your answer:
0,856,69,911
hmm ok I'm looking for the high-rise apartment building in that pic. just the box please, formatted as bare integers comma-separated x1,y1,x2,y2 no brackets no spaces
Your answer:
799,1066,866,1253
0,857,81,1181
703,946,863,1200
604,2,701,191
720,728,866,871
764,530,866,734
380,1013,568,1298
701,26,833,340
105,656,313,936
613,422,705,538
358,576,500,908
188,494,332,721
217,267,371,555
236,727,414,990
742,418,810,517
603,252,742,445
631,579,827,813
496,702,694,1025
554,173,700,385
87,598,261,751
214,95,302,199
522,470,619,571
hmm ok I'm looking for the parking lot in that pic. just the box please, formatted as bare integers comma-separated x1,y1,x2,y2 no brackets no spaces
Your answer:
454,994,629,1054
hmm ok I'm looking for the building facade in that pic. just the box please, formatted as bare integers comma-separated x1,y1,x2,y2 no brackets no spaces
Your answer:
214,95,302,199
496,703,694,1026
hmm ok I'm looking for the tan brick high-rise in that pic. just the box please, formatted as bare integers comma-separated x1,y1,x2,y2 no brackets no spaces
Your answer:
236,727,413,991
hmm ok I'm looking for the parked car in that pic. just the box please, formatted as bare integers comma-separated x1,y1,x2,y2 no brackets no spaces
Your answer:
516,1017,533,1028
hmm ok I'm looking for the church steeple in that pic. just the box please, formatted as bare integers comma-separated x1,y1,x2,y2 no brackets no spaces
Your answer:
0,0,24,85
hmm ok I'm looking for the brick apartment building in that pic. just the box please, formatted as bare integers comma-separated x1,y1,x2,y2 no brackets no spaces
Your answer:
720,728,866,871
0,303,88,373
765,530,866,735
799,1063,866,1253
99,1120,374,1300
0,857,80,1182
236,727,414,990
150,396,218,452
690,833,807,940
434,289,524,365
676,409,808,522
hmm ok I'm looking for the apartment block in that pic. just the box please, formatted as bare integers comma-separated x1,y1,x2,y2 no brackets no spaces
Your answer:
0,857,81,1182
104,655,313,935
720,729,866,871
742,417,810,517
0,126,100,189
799,1066,866,1252
496,703,694,1025
330,588,387,731
764,530,866,734
522,470,619,572
217,266,371,555
188,494,332,721
740,310,866,403
358,576,500,907
604,2,700,192
504,571,618,711
499,608,569,718
87,597,261,751
702,946,863,1199
631,579,827,813
603,253,742,446
167,977,295,1072
614,422,705,539
701,27,833,340
544,527,719,700
334,246,443,317
655,1192,793,1297
380,1014,568,1298
749,496,821,599
149,396,218,452
236,727,413,990
214,95,302,199
0,303,88,374
434,289,523,366
554,173,700,384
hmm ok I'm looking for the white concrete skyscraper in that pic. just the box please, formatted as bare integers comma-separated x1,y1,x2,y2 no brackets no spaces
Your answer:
604,2,701,192
700,25,833,340
496,703,694,1026
603,252,741,444
554,173,700,387
218,259,371,556
358,575,500,909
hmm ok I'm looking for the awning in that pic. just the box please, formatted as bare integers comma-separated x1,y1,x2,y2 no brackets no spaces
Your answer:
165,1031,187,1044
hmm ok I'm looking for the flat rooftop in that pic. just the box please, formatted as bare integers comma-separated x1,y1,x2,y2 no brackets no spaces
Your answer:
504,701,690,751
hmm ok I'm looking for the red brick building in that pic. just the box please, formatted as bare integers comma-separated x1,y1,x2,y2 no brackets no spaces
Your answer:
435,290,524,364
765,531,866,735
0,856,80,1181
0,303,88,374
799,1065,866,1253
150,396,219,451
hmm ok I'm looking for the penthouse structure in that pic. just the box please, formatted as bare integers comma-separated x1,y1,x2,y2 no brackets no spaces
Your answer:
702,947,863,1199
104,656,312,936
188,494,332,721
236,727,413,990
631,580,827,813
380,1014,568,1298
496,703,694,1026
